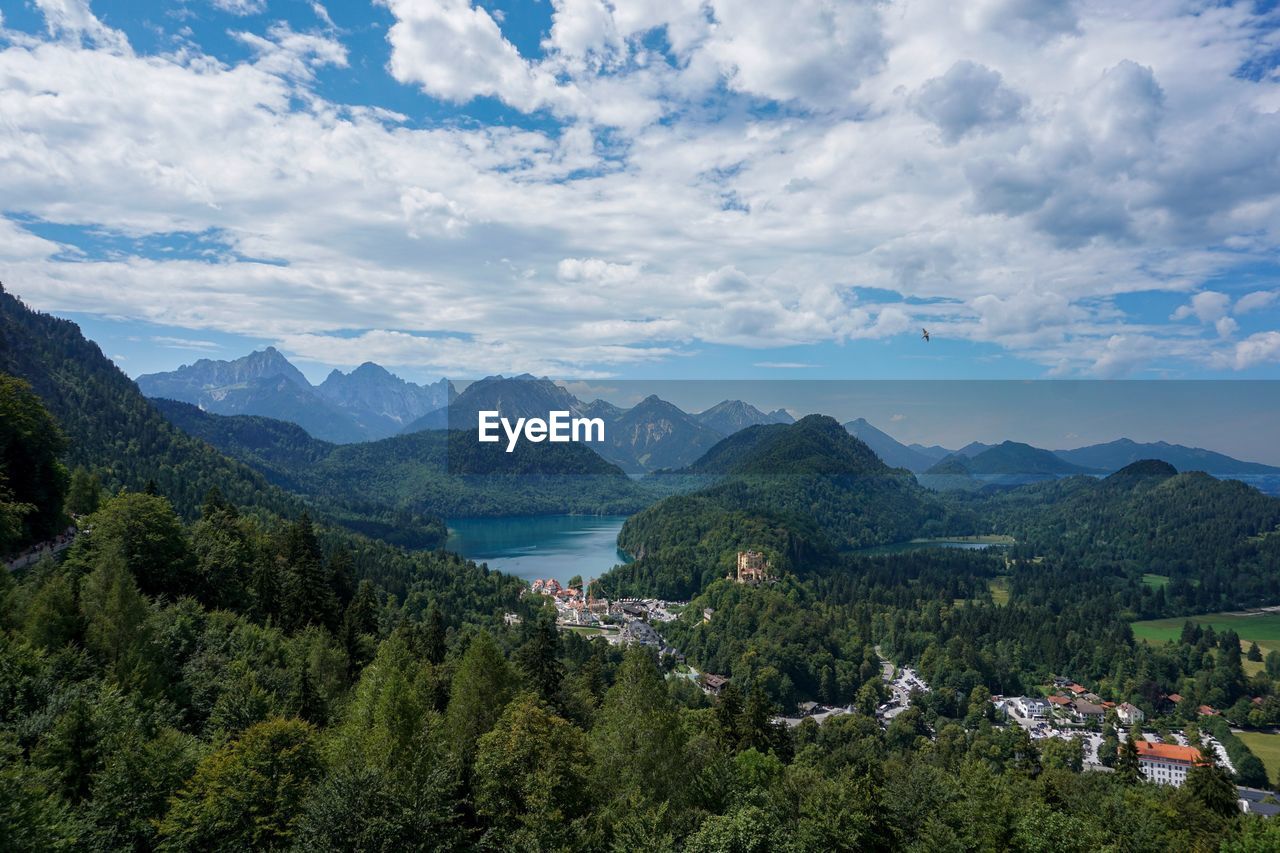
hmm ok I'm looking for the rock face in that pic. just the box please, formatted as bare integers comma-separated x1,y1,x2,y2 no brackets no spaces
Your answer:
696,400,794,436
599,395,726,474
317,362,452,438
136,349,450,443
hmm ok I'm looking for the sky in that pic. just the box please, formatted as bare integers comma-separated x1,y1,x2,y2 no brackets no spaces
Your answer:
1,0,1279,383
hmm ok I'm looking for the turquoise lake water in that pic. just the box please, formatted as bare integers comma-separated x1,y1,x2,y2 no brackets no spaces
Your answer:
445,515,631,585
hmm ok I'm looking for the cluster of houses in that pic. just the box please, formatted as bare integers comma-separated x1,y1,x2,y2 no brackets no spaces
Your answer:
526,578,687,656
1016,680,1148,726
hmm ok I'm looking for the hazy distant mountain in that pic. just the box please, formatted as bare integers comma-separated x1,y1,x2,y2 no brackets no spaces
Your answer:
136,348,453,443
920,440,1098,490
957,441,995,457
843,418,938,472
136,348,367,443
908,442,954,461
400,374,583,432
696,400,794,436
317,362,453,439
1055,438,1280,475
598,395,725,474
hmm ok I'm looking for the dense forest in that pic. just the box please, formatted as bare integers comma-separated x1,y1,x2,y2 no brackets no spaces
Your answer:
5,288,1280,849
154,398,659,535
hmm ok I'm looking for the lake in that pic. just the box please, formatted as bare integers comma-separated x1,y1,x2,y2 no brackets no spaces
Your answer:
445,515,631,585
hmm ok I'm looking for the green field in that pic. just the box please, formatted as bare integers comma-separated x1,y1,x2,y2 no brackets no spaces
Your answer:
1132,611,1280,659
1236,732,1280,788
989,577,1011,606
1142,573,1169,590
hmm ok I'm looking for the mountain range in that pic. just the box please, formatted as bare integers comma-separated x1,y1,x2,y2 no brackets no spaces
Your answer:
137,348,1280,482
136,350,453,443
398,373,792,474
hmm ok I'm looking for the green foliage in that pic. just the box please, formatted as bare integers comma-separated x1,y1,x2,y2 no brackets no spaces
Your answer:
69,491,193,600
474,692,593,850
157,717,320,850
0,374,68,553
445,630,517,762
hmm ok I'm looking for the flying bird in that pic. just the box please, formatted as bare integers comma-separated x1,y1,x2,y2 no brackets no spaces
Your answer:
921,328,930,342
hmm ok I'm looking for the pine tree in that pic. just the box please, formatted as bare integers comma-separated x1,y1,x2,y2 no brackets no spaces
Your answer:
515,613,565,708
1116,732,1142,783
279,513,337,632
591,649,688,814
290,665,326,725
33,695,99,804
422,602,447,666
445,631,517,762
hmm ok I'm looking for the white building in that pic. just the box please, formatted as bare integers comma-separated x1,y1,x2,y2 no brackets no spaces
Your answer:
1009,697,1050,720
1116,702,1145,725
1135,740,1204,787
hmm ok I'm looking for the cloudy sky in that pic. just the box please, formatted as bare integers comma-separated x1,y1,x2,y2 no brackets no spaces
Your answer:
1,0,1279,383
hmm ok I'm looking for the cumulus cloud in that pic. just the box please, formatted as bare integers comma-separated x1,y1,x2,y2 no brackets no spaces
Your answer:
1171,291,1230,323
378,0,569,112
1229,331,1280,370
1,0,1279,377
913,61,1026,143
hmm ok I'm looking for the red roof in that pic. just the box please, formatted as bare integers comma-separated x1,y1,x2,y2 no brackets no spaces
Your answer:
1047,695,1071,705
1168,693,1183,703
1198,705,1219,716
1134,740,1207,765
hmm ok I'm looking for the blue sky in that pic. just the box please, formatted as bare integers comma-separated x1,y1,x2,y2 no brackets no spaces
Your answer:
1,0,1279,384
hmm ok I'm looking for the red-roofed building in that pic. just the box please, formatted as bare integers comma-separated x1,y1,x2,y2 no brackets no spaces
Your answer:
1198,705,1219,717
1047,695,1071,706
1134,740,1207,787
1067,683,1087,696
1167,693,1183,704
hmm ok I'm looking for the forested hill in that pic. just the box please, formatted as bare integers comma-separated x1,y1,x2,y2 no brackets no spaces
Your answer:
153,399,655,519
606,415,977,597
966,460,1280,610
0,286,303,521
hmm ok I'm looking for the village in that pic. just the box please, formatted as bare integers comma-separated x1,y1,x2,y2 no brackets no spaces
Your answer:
519,550,1279,815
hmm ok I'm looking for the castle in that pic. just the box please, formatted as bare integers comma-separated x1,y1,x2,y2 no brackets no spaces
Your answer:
733,550,770,585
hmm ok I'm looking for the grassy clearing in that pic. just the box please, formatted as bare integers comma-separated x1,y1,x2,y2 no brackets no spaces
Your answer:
1142,573,1170,590
1132,611,1280,659
1236,732,1280,788
989,577,1011,606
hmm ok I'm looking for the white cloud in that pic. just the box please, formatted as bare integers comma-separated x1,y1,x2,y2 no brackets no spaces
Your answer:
1171,291,1230,323
913,61,1026,143
32,0,128,52
1229,331,1280,370
378,0,569,112
1235,290,1278,315
211,0,267,15
1,0,1279,378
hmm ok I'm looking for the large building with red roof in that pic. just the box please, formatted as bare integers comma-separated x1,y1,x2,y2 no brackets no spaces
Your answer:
1134,740,1207,787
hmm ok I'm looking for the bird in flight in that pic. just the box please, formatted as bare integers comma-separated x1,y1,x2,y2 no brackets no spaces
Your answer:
921,328,930,342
